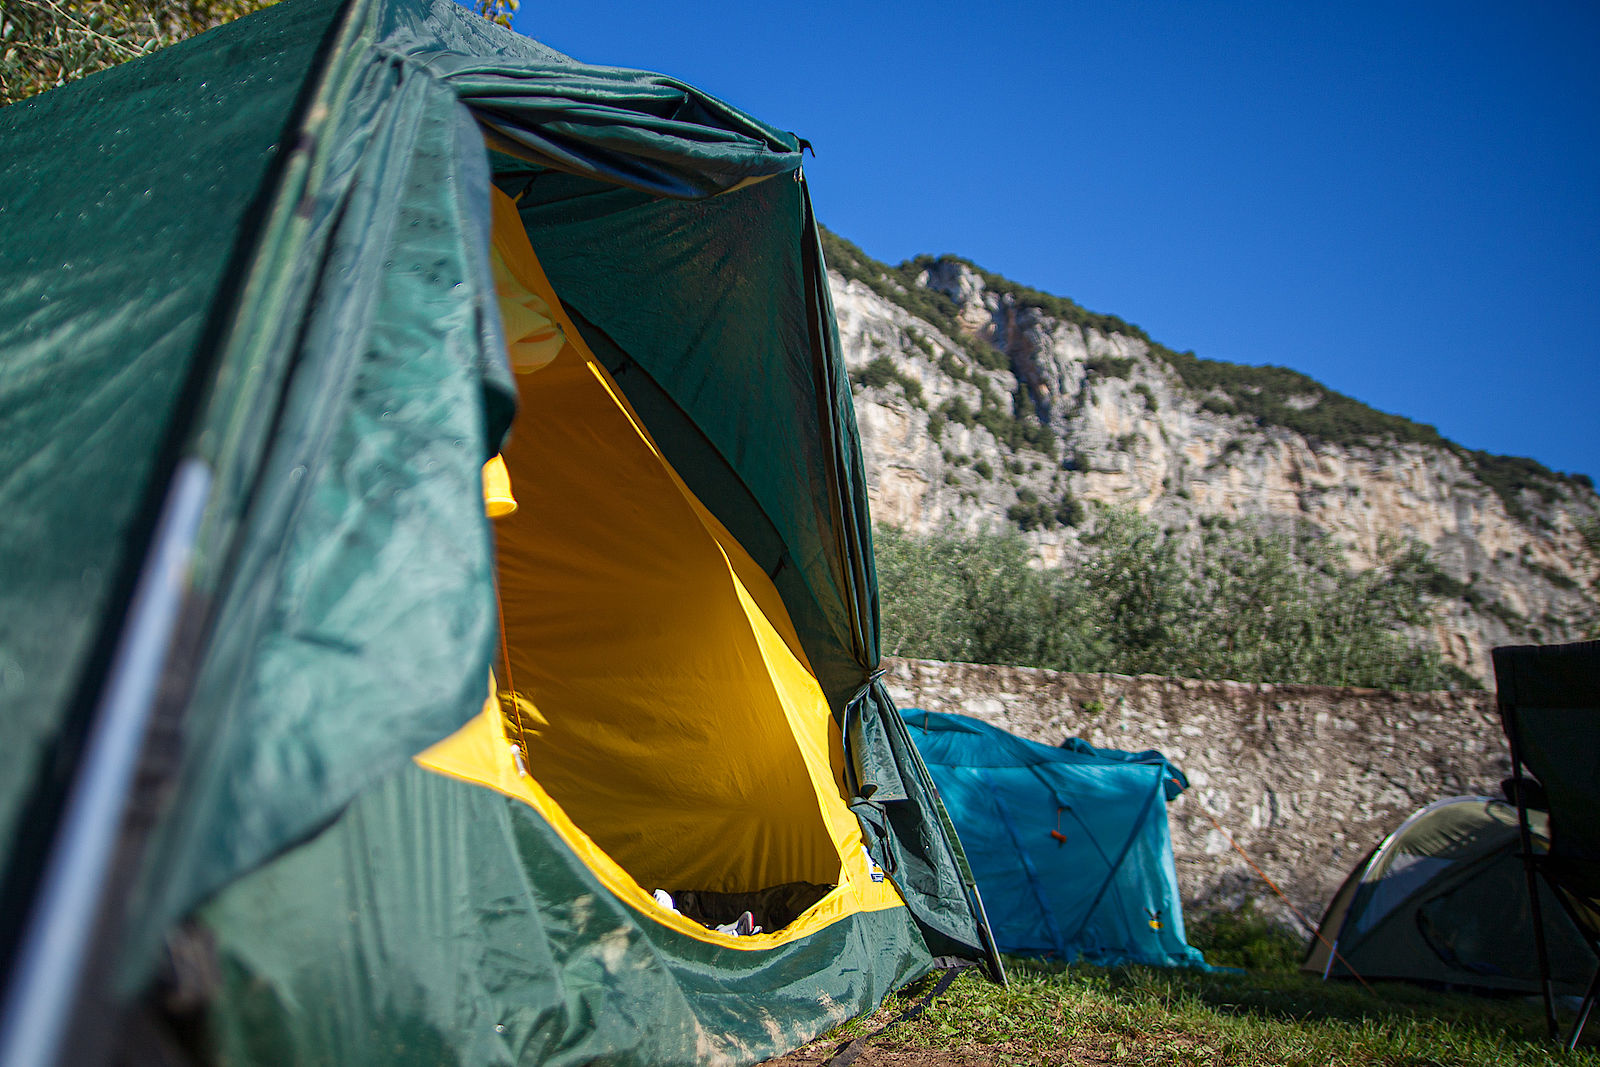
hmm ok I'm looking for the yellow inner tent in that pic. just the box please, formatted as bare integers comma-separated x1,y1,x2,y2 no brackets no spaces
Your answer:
417,186,902,948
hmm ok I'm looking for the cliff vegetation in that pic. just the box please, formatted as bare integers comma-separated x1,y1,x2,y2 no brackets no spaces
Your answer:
875,509,1476,691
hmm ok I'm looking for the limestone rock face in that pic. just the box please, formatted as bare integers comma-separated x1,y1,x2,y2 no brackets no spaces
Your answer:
832,260,1600,682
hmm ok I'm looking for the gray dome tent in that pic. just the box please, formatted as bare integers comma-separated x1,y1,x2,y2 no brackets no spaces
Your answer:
1304,796,1594,994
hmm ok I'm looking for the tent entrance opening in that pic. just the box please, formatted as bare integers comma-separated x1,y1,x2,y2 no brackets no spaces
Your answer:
483,185,853,910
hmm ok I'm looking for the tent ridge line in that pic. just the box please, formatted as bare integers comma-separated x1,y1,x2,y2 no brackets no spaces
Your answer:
184,0,380,573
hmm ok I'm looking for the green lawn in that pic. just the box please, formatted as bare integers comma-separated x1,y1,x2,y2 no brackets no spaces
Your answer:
776,917,1598,1066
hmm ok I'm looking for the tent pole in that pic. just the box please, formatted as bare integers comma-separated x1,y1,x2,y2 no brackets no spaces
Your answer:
1569,963,1600,1051
0,460,211,1067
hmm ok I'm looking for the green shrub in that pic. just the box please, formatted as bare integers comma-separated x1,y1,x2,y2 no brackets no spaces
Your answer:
850,355,923,406
1485,599,1528,630
1578,517,1600,557
852,356,896,391
939,397,977,429
1410,557,1472,601
1007,499,1054,531
1525,560,1578,591
1187,904,1304,973
937,352,970,382
1084,356,1135,380
1055,491,1086,527
874,509,1472,689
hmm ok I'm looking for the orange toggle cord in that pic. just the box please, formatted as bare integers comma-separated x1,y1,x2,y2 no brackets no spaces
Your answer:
1050,807,1067,845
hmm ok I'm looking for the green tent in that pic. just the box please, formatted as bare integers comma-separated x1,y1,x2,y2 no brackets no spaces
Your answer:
0,1,999,1063
1303,796,1594,995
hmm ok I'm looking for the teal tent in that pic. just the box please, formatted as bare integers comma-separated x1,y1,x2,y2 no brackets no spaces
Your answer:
0,2,999,1063
903,711,1210,969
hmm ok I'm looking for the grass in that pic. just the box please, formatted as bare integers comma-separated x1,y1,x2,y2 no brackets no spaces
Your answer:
796,962,1595,1066
784,916,1596,1066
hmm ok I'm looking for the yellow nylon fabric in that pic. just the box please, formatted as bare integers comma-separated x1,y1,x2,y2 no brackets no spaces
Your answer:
415,185,903,945
489,234,564,374
419,675,903,950
480,454,516,518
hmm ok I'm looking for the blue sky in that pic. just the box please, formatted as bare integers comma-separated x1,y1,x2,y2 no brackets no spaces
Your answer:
500,1,1598,480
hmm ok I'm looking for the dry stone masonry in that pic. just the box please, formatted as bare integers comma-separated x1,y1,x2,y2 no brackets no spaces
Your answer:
885,657,1506,932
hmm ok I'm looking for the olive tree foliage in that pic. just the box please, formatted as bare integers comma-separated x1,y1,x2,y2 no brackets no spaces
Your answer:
1193,527,1452,689
874,527,1102,671
875,507,1472,691
0,0,516,106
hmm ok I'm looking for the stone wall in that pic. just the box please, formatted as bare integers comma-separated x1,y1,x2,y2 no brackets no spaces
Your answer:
884,657,1506,933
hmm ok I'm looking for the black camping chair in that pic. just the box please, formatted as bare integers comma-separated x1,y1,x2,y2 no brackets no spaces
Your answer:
1494,640,1600,1049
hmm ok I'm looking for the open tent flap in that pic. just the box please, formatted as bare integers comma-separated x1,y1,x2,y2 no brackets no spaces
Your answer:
416,183,903,946
488,156,869,715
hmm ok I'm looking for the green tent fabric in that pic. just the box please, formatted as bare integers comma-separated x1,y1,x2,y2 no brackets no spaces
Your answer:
1303,796,1595,994
0,0,361,959
0,1,996,1062
200,766,934,1067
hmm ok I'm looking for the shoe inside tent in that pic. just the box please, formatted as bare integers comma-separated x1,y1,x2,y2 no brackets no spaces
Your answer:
0,1,1000,1064
1304,796,1594,994
903,710,1213,970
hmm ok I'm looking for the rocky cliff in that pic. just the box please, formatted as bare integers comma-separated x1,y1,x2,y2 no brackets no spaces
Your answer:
825,235,1600,683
